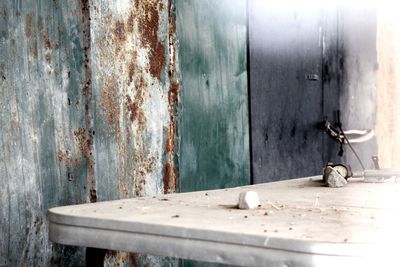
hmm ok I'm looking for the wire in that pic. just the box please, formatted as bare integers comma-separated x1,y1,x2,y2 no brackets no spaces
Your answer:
338,125,366,171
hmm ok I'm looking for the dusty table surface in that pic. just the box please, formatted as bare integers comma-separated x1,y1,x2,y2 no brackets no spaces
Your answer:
48,176,400,267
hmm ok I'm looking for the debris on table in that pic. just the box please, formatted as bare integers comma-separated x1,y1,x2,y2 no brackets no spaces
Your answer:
238,191,260,209
323,166,347,187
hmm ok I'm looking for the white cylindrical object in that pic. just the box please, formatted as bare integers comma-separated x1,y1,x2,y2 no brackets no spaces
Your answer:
238,191,260,210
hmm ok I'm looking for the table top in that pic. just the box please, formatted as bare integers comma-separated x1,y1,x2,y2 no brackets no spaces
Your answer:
48,176,400,267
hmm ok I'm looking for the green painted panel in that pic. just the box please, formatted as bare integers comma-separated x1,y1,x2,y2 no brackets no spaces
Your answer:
176,0,250,193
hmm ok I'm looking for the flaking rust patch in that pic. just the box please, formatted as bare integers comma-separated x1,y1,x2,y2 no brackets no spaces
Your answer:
136,0,165,80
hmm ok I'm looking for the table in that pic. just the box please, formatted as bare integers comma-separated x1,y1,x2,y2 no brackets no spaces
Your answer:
48,176,400,266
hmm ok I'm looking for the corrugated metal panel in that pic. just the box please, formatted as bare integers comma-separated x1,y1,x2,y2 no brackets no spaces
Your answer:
90,0,179,265
249,1,325,183
0,0,90,265
90,0,174,200
0,0,179,265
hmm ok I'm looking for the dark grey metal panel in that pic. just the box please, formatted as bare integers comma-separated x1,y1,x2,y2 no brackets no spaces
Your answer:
321,3,342,164
249,1,325,183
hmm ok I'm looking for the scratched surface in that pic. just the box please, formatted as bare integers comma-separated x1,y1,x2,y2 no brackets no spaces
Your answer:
176,0,250,193
0,0,179,266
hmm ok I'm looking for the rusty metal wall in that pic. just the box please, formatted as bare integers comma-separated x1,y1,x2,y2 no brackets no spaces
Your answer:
91,0,179,201
90,0,179,265
0,0,180,266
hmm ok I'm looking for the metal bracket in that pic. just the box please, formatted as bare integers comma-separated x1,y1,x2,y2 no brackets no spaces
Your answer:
305,74,320,81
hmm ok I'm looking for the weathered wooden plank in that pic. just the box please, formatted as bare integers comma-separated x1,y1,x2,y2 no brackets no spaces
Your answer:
176,0,250,192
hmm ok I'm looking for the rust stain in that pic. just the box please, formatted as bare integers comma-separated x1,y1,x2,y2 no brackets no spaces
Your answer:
38,17,53,51
126,77,147,129
44,53,51,63
43,31,52,50
113,20,126,43
164,0,179,194
127,52,137,85
166,80,179,154
100,77,120,131
127,11,134,32
57,149,80,167
112,19,127,55
94,1,169,198
30,43,38,58
57,150,68,162
25,12,35,38
80,0,96,203
163,162,177,194
74,128,93,159
136,0,165,80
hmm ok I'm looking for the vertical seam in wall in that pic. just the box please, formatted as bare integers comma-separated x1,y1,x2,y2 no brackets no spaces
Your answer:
80,0,96,203
246,0,254,185
321,9,326,164
165,0,179,194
